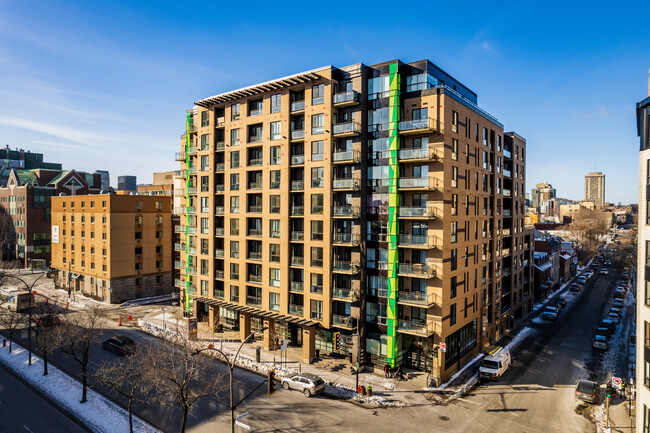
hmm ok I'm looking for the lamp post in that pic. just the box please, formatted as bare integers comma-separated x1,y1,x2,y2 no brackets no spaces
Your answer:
8,272,45,366
195,326,267,433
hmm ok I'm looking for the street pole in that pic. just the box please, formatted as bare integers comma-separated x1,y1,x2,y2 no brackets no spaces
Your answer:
8,273,45,366
606,395,610,429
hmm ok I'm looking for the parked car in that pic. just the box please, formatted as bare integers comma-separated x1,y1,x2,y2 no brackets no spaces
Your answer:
621,271,628,279
600,319,616,333
610,307,622,317
608,312,621,324
604,259,612,265
612,300,625,309
595,327,610,339
554,297,567,308
592,335,608,350
479,347,511,381
570,283,581,292
575,379,599,403
599,268,608,275
542,306,559,321
576,276,587,284
281,373,326,397
102,336,136,355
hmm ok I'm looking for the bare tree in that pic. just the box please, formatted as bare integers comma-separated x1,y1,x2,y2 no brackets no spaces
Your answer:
58,307,105,403
33,295,63,376
0,307,24,352
95,349,152,433
0,211,15,263
563,209,610,263
146,341,226,433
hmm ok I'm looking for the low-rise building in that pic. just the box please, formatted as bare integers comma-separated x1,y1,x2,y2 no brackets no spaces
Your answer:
50,194,172,303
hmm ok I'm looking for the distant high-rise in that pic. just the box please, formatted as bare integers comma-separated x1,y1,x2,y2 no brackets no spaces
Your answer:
584,172,605,207
531,182,556,214
0,146,62,187
117,175,137,192
95,170,110,190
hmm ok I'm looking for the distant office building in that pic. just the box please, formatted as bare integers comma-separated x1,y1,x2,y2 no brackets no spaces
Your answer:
0,147,62,187
531,182,557,217
95,170,110,190
636,71,650,433
136,171,174,196
50,194,173,303
117,175,137,192
584,172,605,208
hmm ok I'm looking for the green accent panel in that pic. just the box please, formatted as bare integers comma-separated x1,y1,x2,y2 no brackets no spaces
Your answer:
184,112,191,314
386,64,401,367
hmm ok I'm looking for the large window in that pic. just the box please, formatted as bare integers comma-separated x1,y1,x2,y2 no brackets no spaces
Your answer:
269,292,280,312
270,122,281,141
270,268,281,287
311,140,324,161
311,114,324,134
270,146,281,165
444,319,477,369
312,84,324,105
230,128,240,146
368,75,389,99
311,299,323,320
271,94,281,113
231,103,240,121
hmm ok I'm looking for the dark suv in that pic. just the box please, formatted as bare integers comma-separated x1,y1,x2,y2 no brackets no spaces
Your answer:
102,336,136,355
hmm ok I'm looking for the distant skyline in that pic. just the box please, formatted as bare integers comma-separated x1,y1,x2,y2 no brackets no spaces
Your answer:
1,1,649,203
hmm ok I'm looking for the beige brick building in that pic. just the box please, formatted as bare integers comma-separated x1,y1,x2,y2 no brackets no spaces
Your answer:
50,194,173,303
177,59,533,382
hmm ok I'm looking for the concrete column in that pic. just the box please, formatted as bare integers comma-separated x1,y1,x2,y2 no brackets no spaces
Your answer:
239,312,251,342
302,326,316,364
263,318,275,351
208,305,218,332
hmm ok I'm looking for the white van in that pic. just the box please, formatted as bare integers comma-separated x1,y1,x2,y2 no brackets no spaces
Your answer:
479,347,511,380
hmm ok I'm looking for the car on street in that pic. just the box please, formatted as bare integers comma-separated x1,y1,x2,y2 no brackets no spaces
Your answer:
479,347,511,381
542,306,559,321
592,335,608,350
599,268,608,275
600,319,616,333
553,297,567,308
570,283,581,292
595,327,610,339
576,276,587,284
607,312,621,324
281,373,326,397
612,300,625,310
575,379,599,403
614,289,625,301
102,335,136,355
621,271,628,279
604,259,612,265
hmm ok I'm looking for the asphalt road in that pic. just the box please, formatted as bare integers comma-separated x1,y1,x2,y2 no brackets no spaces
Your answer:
0,361,89,433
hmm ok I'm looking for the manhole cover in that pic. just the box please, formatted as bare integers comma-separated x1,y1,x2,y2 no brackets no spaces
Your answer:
438,415,450,421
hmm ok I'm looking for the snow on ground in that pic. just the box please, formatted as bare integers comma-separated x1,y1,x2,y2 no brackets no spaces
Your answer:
0,343,159,433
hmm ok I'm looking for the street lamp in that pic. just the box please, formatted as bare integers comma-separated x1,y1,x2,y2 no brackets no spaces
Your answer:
194,326,268,433
7,272,46,366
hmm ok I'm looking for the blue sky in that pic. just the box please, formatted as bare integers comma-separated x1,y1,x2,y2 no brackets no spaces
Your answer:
0,1,648,203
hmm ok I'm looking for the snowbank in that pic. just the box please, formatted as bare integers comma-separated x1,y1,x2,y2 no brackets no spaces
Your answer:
0,344,159,433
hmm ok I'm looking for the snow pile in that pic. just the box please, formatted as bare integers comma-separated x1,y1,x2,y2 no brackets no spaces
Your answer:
424,353,484,392
326,383,406,407
0,344,159,433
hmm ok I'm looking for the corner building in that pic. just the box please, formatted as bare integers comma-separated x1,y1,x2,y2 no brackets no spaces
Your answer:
177,59,532,382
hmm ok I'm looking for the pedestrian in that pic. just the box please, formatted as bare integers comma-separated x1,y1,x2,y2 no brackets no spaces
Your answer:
383,363,390,378
395,365,403,381
621,381,626,399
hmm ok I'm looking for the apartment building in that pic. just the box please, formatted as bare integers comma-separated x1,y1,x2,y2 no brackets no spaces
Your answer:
636,73,650,433
585,171,605,208
50,194,173,303
177,59,533,382
0,168,102,266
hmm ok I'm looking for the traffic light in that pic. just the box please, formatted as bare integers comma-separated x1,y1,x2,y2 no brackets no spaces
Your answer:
606,385,613,398
334,332,341,352
268,369,276,395
433,347,438,358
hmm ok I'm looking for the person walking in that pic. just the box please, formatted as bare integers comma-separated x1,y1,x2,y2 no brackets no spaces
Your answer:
621,381,626,399
383,363,390,378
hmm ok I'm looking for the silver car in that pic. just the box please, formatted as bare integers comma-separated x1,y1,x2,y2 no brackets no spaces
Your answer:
281,373,326,397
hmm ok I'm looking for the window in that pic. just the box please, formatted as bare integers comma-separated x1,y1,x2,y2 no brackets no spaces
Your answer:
200,134,210,150
201,218,209,234
451,194,458,216
311,220,323,241
230,241,239,258
270,195,280,213
450,304,457,326
312,84,324,105
311,246,323,267
451,221,457,243
311,114,324,135
269,292,280,312
450,276,457,298
230,128,240,146
270,219,280,238
270,171,280,189
249,99,263,116
201,155,210,171
311,167,323,188
248,124,262,143
368,75,390,99
201,259,209,275
270,146,281,164
201,197,209,213
452,111,458,133
230,263,239,280
311,194,323,214
451,249,457,271
311,140,324,161
230,173,239,191
270,244,280,262
200,280,209,296
452,166,458,188
201,110,209,127
269,268,281,287
231,151,240,168
452,138,458,161
483,127,488,146
231,103,240,121
270,122,281,140
311,273,323,294
271,94,281,113
311,299,323,320
230,218,239,235
230,196,239,213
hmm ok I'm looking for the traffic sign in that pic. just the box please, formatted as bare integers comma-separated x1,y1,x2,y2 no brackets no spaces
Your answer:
439,343,446,353
612,377,622,388
235,421,250,430
128,315,133,321
235,412,249,421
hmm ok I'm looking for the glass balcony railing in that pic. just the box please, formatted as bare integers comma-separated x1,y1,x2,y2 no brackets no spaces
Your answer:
398,177,428,188
187,147,198,155
332,149,360,163
291,155,305,165
333,121,361,136
398,263,435,277
248,205,262,213
332,314,356,329
399,206,439,218
333,90,359,105
398,319,435,336
216,184,225,193
248,274,262,283
289,304,304,316
290,206,304,216
333,233,358,245
186,207,197,214
291,231,304,241
332,205,360,218
291,130,305,140
398,291,435,306
248,251,263,260
333,261,359,274
249,158,263,167
290,101,305,112
290,282,304,292
215,249,224,258
398,234,438,247
215,270,224,279
291,180,304,190
398,117,435,133
215,206,225,215
248,229,263,237
215,163,225,172
216,141,226,150
248,181,262,190
247,296,262,306
332,287,358,301
291,256,304,267
333,178,359,190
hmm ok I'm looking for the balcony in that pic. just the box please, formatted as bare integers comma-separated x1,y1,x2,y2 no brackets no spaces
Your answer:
290,130,305,142
216,184,225,193
332,314,356,329
246,296,262,306
503,189,511,197
332,205,360,218
248,158,263,167
248,181,262,190
215,270,224,279
187,146,198,156
332,149,361,164
333,90,359,107
248,274,262,283
248,205,262,213
332,233,359,246
215,249,224,258
248,135,262,144
501,248,511,257
289,304,304,316
291,180,304,191
248,229,263,237
398,146,443,162
332,178,360,190
290,282,304,292
398,176,442,190
398,234,439,248
215,163,225,173
333,121,361,137
186,227,197,234
187,207,197,214
186,186,197,194
503,209,512,217
290,231,304,241
398,263,436,278
175,152,185,161
398,117,436,135
503,148,512,159
248,251,263,261
215,116,225,127
215,206,225,215
290,100,305,113
503,169,512,178
187,123,197,134
174,278,184,288
186,246,197,255
397,319,435,336
291,155,305,165
174,225,184,233
187,267,197,275
187,167,198,174
290,206,304,216
216,141,225,151
399,206,439,219
332,261,360,274
291,256,304,267
174,242,184,251
398,291,436,307
332,287,358,302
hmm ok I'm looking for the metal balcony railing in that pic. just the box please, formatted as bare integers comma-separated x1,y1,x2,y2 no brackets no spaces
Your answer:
333,205,360,218
398,263,436,277
332,233,359,245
